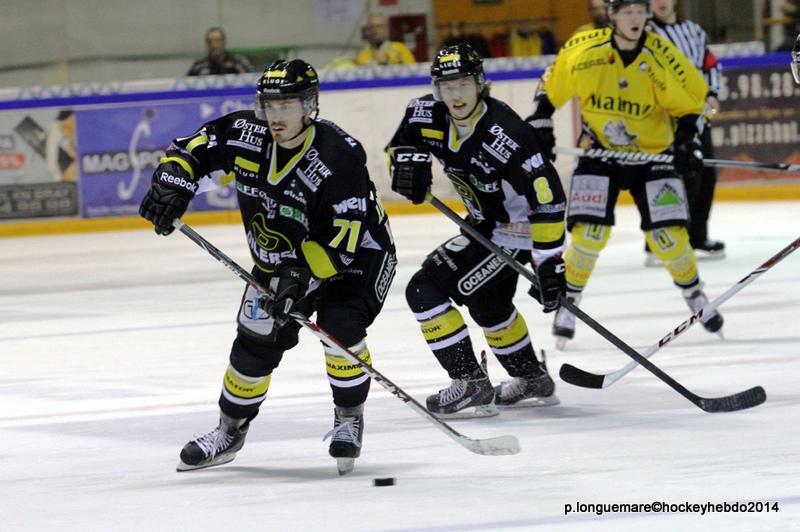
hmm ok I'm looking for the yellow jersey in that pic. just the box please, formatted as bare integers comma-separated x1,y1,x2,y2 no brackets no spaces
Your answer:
541,28,707,153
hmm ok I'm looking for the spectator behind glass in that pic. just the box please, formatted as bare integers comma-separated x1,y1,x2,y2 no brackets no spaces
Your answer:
573,0,610,34
355,13,416,66
187,27,253,76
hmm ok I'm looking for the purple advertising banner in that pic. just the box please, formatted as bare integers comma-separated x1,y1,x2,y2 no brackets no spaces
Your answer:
711,66,800,183
76,97,250,218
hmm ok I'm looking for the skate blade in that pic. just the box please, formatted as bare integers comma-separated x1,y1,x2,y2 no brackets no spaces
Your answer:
498,394,560,409
695,252,726,262
336,458,355,475
555,337,569,350
176,452,237,472
431,403,499,420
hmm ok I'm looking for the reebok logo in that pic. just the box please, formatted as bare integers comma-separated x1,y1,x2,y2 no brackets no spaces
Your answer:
158,172,198,193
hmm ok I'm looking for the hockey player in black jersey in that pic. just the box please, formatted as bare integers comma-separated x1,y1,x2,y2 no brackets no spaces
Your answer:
139,59,396,475
792,34,800,84
386,44,567,418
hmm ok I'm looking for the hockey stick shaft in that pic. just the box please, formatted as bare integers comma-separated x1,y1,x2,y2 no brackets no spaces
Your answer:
566,235,800,387
427,195,765,412
172,219,520,456
554,146,800,172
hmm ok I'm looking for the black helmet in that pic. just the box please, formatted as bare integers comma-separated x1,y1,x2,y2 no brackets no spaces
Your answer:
255,59,319,119
605,0,649,13
430,44,485,100
792,34,800,84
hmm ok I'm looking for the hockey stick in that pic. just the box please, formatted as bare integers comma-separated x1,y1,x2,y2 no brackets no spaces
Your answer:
561,236,800,389
427,194,765,413
172,219,520,456
554,145,800,172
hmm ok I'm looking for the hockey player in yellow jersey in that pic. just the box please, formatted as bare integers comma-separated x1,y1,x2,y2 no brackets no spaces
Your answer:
527,0,723,348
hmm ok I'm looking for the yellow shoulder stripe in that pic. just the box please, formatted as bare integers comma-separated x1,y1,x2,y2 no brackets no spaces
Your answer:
186,131,209,152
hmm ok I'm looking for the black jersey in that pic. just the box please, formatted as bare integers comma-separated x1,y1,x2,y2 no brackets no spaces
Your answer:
387,95,565,260
165,112,393,277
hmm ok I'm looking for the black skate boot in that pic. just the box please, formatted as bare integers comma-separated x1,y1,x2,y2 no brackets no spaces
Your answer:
324,404,364,476
693,239,726,261
177,412,249,472
552,292,581,350
494,358,560,408
426,367,498,419
682,284,724,335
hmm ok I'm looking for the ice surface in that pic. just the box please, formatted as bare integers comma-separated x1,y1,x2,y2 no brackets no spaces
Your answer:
1,202,799,531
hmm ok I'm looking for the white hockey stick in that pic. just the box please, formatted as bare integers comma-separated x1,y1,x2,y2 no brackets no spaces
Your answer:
172,219,520,456
554,145,800,172
560,236,800,389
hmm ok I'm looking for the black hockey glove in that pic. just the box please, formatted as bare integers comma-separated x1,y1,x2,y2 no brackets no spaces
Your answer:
139,161,198,235
264,266,311,327
527,117,556,162
528,256,566,313
673,119,704,182
390,146,433,205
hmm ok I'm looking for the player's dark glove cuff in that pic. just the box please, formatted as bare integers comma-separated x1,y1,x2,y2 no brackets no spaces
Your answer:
528,256,566,313
528,117,556,162
264,266,312,327
139,161,197,235
673,119,703,182
390,146,433,205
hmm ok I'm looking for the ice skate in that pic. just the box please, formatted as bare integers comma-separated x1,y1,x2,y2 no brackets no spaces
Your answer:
552,292,581,350
693,239,726,261
494,358,560,408
324,404,364,475
177,412,249,472
426,367,498,419
682,284,724,336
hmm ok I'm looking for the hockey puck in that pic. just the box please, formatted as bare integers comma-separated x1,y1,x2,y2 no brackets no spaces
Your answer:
373,477,395,487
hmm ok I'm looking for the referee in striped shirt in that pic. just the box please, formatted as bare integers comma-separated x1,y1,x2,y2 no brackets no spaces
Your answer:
648,0,725,258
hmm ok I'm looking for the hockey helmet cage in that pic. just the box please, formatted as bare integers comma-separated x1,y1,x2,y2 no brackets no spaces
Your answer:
430,44,485,100
792,34,800,84
255,59,320,119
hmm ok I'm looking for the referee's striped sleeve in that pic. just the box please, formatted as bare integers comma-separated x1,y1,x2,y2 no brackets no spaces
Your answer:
648,19,721,96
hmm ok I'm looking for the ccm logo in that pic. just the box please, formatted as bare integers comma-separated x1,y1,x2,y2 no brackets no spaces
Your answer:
395,152,431,163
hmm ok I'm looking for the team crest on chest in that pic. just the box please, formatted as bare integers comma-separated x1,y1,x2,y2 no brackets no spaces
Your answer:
603,118,638,148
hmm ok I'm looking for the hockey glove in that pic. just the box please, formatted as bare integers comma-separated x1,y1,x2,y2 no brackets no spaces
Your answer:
139,161,198,235
528,256,566,313
264,266,312,327
390,146,433,205
527,117,556,162
673,120,704,182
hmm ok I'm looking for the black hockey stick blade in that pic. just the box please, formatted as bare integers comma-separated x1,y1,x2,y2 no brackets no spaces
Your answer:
698,386,766,413
560,360,766,412
559,363,606,389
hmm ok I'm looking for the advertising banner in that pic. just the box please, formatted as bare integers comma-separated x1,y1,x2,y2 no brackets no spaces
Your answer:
0,108,79,218
76,97,250,218
711,66,800,183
